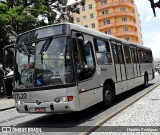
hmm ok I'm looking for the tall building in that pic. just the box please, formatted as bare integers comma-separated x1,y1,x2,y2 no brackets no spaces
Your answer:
73,0,143,44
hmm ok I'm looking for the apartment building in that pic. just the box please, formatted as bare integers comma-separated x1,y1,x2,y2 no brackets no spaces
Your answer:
73,0,143,44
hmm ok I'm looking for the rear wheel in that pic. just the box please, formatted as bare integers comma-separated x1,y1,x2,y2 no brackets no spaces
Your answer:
144,74,149,87
102,84,115,107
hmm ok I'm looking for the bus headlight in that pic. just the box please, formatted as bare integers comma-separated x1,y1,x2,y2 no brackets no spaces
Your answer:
54,98,60,103
61,97,67,102
54,96,73,103
16,100,24,105
54,96,67,103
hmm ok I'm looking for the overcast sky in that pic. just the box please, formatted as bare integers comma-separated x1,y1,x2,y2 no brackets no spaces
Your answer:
134,0,160,58
68,0,160,58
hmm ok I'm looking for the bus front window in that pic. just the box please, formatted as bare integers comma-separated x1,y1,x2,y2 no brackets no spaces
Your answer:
14,37,74,89
35,37,74,87
15,45,35,89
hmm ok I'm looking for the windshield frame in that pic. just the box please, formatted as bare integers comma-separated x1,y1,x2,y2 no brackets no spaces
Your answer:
13,35,76,92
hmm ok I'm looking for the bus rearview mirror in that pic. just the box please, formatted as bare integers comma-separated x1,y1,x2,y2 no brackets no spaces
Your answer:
83,40,91,56
0,64,2,68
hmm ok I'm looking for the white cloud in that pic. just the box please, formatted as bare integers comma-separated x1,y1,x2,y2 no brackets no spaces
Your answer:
67,0,82,6
145,15,154,22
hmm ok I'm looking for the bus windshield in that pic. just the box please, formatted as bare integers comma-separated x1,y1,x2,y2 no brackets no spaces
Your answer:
14,36,74,89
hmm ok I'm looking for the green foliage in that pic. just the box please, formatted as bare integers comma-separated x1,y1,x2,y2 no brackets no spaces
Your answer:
0,0,85,64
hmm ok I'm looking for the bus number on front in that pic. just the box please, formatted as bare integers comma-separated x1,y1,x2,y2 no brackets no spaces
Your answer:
14,93,27,99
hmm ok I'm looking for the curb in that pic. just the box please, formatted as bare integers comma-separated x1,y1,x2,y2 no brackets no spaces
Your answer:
0,106,15,111
80,82,160,135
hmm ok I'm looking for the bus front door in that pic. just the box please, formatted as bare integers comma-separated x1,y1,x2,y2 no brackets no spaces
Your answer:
72,35,99,110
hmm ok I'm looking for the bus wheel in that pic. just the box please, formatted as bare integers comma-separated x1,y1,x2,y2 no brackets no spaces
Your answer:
102,84,115,107
144,74,149,87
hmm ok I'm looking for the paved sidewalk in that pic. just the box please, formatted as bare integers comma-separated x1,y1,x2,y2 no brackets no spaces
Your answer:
90,85,160,135
0,97,15,111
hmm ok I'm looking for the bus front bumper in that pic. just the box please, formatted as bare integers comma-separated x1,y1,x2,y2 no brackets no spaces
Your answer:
15,100,79,113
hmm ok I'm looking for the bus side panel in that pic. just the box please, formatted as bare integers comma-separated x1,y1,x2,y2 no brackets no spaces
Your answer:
115,64,122,82
78,80,103,110
78,65,116,111
140,63,152,76
66,86,80,111
125,64,134,79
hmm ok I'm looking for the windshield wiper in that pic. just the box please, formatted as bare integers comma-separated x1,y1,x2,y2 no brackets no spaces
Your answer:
14,43,29,55
22,43,29,55
39,36,52,64
39,36,52,54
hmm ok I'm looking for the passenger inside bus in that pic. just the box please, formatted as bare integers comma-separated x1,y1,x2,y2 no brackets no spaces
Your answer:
74,53,88,72
74,53,88,81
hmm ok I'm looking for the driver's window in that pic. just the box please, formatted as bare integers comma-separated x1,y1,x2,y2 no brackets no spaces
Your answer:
73,38,95,81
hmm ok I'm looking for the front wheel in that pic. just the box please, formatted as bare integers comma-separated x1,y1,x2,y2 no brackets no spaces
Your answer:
102,84,115,107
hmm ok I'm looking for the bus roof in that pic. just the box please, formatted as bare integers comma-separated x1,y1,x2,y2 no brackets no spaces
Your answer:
68,23,151,51
17,23,151,51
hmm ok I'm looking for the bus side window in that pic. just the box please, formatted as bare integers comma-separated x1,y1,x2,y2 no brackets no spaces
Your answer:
123,45,131,64
73,38,95,81
143,50,149,63
117,44,124,64
134,48,138,63
111,43,118,64
94,39,112,65
130,47,136,63
148,51,153,63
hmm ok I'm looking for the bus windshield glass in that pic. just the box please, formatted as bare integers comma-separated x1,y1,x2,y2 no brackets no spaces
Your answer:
14,36,74,89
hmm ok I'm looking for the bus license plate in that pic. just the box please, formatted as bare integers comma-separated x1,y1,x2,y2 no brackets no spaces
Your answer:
35,107,46,112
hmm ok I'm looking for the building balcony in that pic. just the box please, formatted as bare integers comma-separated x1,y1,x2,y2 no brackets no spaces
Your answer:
96,2,135,11
111,31,138,37
99,21,137,30
98,11,135,21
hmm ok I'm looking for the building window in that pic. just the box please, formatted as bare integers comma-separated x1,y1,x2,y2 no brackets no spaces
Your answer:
82,6,85,11
90,13,94,19
123,27,128,31
88,4,92,9
125,37,130,41
102,10,109,15
76,18,80,23
122,17,127,21
101,0,107,5
84,25,88,28
91,23,95,28
120,7,125,11
83,16,87,20
104,20,110,25
105,30,111,35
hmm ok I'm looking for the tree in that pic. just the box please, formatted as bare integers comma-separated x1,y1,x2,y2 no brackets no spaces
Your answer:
0,0,85,64
43,0,85,23
0,3,10,64
0,0,85,91
0,0,85,36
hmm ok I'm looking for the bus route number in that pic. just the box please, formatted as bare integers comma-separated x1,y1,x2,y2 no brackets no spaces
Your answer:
14,93,27,99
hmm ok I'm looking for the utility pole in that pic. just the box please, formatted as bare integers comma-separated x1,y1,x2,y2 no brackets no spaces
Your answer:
148,0,160,17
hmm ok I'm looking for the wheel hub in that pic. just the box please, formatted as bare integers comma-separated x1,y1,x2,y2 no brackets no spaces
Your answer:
105,90,112,101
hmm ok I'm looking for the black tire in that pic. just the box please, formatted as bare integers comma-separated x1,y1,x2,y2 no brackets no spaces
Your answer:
102,84,115,107
144,74,149,88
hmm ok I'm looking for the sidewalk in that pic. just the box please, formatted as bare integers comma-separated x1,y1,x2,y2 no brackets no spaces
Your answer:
90,80,160,134
0,97,15,111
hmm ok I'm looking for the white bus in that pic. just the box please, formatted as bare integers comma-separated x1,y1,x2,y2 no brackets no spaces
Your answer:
13,23,154,113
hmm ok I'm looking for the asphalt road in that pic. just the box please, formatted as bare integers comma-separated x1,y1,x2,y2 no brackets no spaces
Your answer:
0,75,160,135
